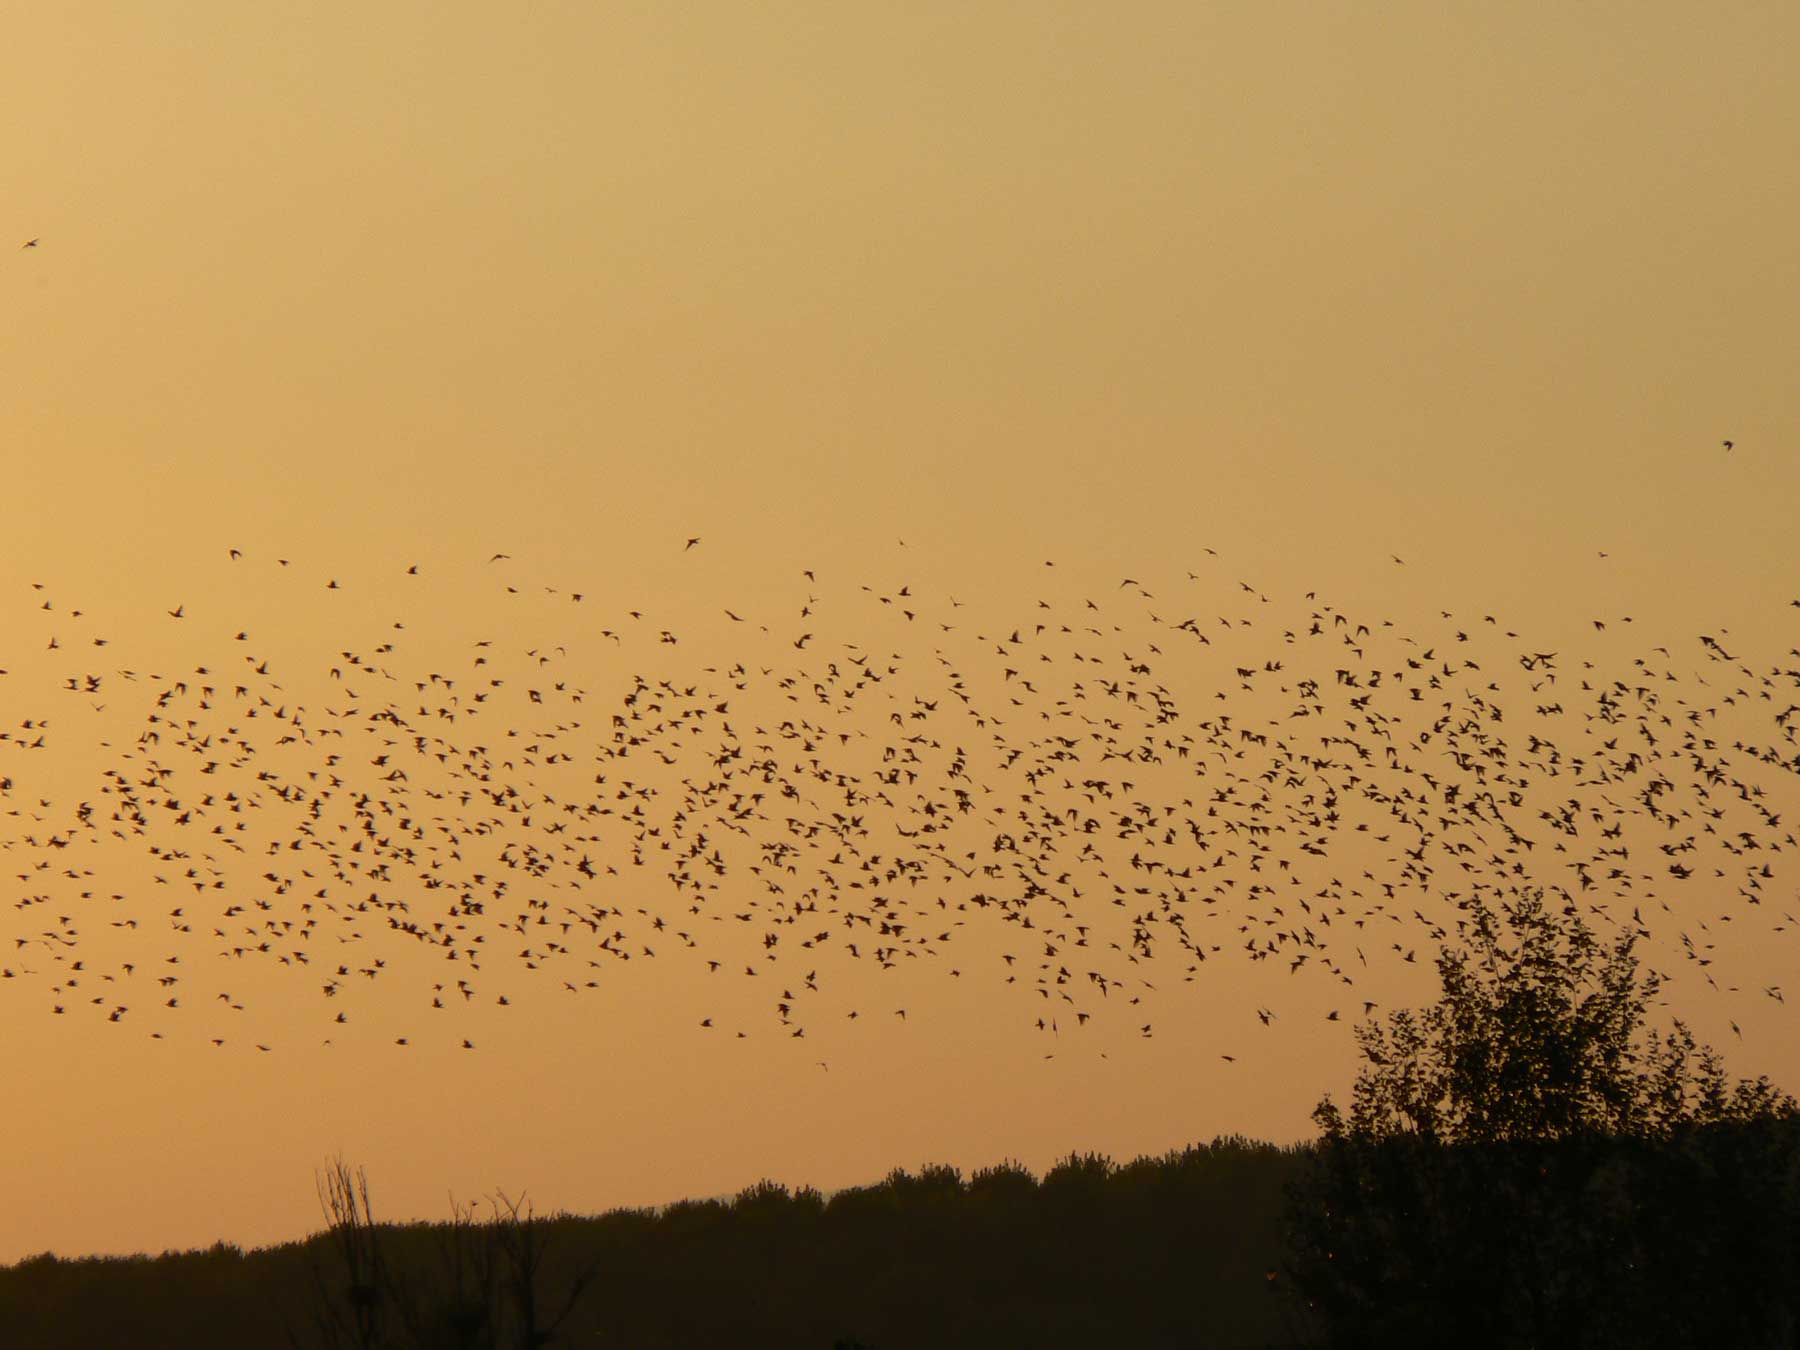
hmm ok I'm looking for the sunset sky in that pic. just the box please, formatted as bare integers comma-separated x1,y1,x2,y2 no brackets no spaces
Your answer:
3,2,1798,1263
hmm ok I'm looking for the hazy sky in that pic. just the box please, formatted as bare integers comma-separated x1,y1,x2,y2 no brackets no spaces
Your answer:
3,2,1797,1262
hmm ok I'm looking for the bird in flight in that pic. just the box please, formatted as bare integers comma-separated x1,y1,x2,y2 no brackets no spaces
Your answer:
21,239,37,249
685,537,702,550
1722,439,1734,452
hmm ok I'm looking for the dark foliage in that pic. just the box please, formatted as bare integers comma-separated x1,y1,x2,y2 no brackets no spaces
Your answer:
13,892,1791,1348
1283,889,1800,1349
0,1138,1308,1350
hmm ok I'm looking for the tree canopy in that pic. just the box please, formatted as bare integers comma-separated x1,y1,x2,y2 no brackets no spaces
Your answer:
1286,888,1800,1350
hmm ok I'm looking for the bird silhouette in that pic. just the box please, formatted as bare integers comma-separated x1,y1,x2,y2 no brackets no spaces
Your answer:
0,541,1792,1073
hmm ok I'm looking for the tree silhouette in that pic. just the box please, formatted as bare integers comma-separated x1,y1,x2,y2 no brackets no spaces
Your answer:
487,1191,594,1350
3,1140,1310,1349
402,1196,497,1350
306,1157,397,1350
1284,888,1800,1349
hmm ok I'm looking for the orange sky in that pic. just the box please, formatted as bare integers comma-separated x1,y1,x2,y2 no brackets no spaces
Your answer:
2,2,1798,1262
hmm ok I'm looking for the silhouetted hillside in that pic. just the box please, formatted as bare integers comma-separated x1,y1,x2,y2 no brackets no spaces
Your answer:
0,1137,1310,1350
9,1113,1797,1349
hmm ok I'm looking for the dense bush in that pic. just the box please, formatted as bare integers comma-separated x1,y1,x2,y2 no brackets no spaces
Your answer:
1283,889,1800,1349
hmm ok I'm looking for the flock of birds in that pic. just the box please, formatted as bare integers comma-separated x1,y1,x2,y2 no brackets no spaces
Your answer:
2,542,1796,1067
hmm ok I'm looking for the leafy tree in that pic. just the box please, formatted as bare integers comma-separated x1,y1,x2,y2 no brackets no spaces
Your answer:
1284,888,1800,1349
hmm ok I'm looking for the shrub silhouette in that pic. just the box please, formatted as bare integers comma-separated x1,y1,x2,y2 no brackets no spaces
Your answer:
1284,887,1800,1349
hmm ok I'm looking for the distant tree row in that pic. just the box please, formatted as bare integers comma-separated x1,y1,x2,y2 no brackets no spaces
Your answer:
0,1138,1308,1349
5,888,1794,1349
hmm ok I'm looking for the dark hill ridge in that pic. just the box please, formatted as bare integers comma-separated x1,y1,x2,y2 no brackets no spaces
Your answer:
0,1137,1307,1350
6,1117,1798,1348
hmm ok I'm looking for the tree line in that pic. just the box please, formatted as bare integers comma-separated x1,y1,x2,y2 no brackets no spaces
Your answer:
0,1139,1307,1349
2,888,1795,1348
